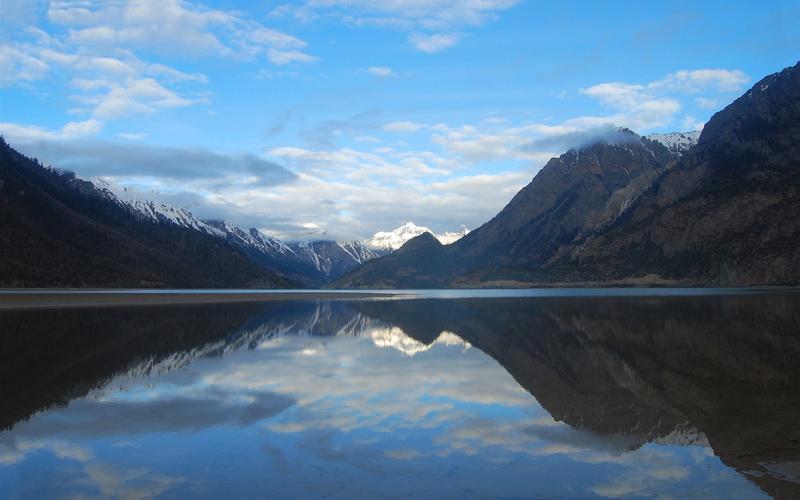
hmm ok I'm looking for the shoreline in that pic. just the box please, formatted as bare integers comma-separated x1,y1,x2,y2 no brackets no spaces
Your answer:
0,291,398,311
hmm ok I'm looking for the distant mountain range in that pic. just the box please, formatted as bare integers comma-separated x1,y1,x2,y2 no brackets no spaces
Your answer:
334,61,800,288
109,199,471,285
0,146,466,287
2,61,797,288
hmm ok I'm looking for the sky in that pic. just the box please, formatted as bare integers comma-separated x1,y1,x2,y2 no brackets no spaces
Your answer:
0,0,798,241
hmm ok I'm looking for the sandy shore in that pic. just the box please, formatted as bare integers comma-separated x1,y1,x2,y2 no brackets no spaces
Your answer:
0,291,397,311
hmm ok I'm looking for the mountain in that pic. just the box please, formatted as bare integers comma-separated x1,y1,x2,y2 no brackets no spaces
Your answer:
335,129,678,288
108,194,382,286
125,198,226,237
342,232,451,288
646,131,700,157
288,240,382,282
334,62,800,288
0,139,293,288
545,62,800,286
364,221,469,251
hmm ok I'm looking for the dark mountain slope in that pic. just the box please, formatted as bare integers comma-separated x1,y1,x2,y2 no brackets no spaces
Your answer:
335,62,800,288
0,139,293,288
535,62,800,285
335,232,447,288
335,130,677,288
454,129,675,264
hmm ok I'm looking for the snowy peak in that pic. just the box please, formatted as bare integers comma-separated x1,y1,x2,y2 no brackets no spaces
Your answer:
646,131,701,157
365,222,470,251
366,222,431,251
127,199,225,237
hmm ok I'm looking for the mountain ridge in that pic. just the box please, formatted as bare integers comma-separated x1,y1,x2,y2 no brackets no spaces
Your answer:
0,139,293,288
333,62,800,288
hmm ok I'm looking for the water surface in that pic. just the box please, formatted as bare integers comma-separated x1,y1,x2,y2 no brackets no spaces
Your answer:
1,293,798,498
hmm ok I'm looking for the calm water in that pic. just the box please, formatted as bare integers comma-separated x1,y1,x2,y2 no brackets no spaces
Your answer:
1,293,799,499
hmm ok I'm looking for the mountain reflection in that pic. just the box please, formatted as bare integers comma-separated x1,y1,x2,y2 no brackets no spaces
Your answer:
1,294,798,499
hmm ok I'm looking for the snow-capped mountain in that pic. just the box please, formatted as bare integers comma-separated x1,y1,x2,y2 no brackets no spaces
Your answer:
114,192,381,285
365,222,470,251
289,240,382,281
646,131,701,157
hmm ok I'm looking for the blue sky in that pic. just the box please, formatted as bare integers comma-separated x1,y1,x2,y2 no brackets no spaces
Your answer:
1,0,798,240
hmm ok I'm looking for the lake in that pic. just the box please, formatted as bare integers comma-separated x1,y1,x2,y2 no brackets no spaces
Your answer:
1,291,798,499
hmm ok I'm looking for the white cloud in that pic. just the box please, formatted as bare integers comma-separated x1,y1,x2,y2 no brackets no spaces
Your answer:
248,27,307,50
147,63,209,84
83,78,198,120
3,29,212,122
581,82,647,109
579,68,749,132
366,66,393,77
0,45,49,87
267,48,318,65
653,69,750,93
0,119,103,141
47,0,315,63
296,0,519,30
409,33,460,52
0,0,46,25
269,4,319,23
430,122,562,163
383,121,424,133
274,0,518,51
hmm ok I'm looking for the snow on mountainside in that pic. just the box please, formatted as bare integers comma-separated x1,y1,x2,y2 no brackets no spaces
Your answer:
125,199,295,263
646,131,701,157
365,222,470,251
204,219,296,258
337,241,381,263
103,182,458,277
289,240,381,279
105,185,381,284
127,199,226,237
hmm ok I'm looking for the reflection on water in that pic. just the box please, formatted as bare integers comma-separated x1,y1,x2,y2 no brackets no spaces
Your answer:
1,294,799,499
